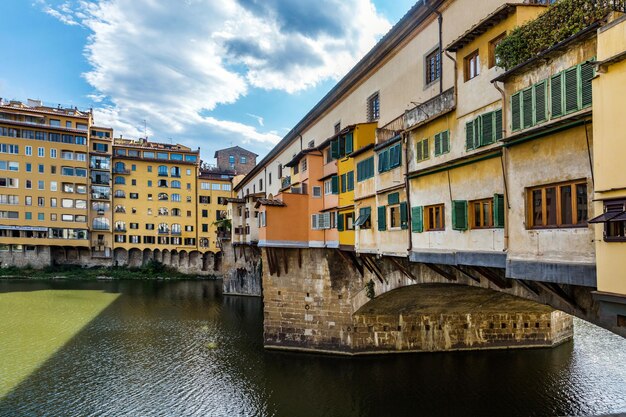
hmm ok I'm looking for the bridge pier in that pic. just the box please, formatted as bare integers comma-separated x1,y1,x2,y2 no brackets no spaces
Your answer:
259,247,573,355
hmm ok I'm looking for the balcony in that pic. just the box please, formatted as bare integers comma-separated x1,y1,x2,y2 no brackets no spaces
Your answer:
158,230,170,235
92,193,111,201
404,88,455,131
171,231,182,236
281,176,292,189
158,172,169,177
496,0,626,70
91,178,111,186
114,227,127,232
112,168,130,175
91,163,111,170
171,173,181,178
92,225,110,231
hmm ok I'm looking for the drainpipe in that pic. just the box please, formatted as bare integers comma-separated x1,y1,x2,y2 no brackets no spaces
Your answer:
403,131,413,254
492,80,509,251
444,49,457,102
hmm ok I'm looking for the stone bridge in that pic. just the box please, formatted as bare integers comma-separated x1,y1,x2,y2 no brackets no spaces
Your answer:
223,243,624,355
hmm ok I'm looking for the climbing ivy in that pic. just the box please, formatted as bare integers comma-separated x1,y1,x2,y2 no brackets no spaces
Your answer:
365,279,376,300
495,0,626,70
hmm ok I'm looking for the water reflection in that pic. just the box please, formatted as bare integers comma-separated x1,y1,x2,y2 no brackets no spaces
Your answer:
0,280,624,417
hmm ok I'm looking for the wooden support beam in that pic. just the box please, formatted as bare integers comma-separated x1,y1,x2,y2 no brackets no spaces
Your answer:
423,263,457,282
266,248,275,276
282,248,289,274
361,255,384,283
517,279,540,296
335,249,364,276
233,245,237,262
472,266,510,289
271,248,280,277
389,257,416,281
535,282,586,314
451,265,480,283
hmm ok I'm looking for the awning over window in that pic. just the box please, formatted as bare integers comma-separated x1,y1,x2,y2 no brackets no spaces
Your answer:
354,212,370,227
588,210,625,223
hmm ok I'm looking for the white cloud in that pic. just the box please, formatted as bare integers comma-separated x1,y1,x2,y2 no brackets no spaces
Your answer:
38,0,391,159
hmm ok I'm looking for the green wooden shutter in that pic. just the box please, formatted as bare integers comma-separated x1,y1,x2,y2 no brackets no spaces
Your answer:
330,139,339,159
443,130,450,153
493,193,505,228
347,171,354,191
411,206,423,233
522,88,533,128
481,112,493,146
340,174,347,193
465,121,474,150
422,138,429,159
337,212,344,231
331,175,339,194
551,73,563,118
377,206,387,231
400,201,408,230
388,192,400,205
580,61,594,108
473,117,481,149
345,133,354,154
356,160,363,182
494,110,503,141
451,200,468,231
434,133,441,156
534,81,547,124
511,92,521,131
564,66,579,113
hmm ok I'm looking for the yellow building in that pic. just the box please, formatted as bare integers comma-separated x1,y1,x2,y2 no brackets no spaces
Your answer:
197,166,234,252
589,13,626,324
111,138,200,252
0,100,92,262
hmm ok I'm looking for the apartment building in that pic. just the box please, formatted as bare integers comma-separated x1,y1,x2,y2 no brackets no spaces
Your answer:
0,100,92,259
197,166,234,251
111,138,200,251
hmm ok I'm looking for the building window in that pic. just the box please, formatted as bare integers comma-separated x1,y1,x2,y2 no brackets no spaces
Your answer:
470,199,494,229
464,50,480,81
367,92,380,122
590,200,626,241
334,122,341,135
301,158,307,172
425,204,445,231
416,138,429,162
425,48,441,85
489,33,506,69
434,131,450,156
389,205,401,229
527,180,588,228
240,156,247,164
312,186,322,198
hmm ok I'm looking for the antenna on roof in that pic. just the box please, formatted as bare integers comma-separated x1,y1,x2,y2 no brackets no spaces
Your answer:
143,119,147,139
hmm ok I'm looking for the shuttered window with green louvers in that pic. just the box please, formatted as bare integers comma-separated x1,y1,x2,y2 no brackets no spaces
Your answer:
377,206,386,231
493,193,505,228
434,130,450,156
400,202,408,230
416,138,429,161
345,133,354,155
378,150,389,172
534,81,547,124
357,157,375,182
331,175,339,194
452,200,468,231
522,88,533,129
511,92,521,131
389,143,402,168
580,61,594,108
388,192,400,205
466,110,502,150
551,72,563,118
564,67,579,113
347,171,354,191
337,212,344,231
411,206,423,233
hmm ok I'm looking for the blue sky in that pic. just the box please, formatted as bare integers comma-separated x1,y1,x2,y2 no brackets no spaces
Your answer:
0,0,417,162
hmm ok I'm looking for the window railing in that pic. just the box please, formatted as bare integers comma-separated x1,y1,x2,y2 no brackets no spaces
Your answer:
496,0,626,70
112,168,130,174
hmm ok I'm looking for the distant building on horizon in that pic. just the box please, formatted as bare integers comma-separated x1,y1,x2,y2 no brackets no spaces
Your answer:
214,146,257,175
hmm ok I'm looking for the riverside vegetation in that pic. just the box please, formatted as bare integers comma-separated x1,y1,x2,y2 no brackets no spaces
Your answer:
0,260,208,280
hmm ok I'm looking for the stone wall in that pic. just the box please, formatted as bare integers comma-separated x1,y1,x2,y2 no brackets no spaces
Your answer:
0,246,51,269
221,242,262,296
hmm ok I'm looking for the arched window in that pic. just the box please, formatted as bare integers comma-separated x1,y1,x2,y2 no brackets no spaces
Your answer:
200,238,209,248
114,205,126,213
171,166,181,177
171,223,181,235
92,217,110,230
172,208,181,216
114,221,126,231
158,165,168,176
158,179,168,188
114,162,126,173
158,223,169,233
114,176,126,185
158,193,169,201
158,207,169,216
171,180,181,189
114,190,126,198
171,193,181,202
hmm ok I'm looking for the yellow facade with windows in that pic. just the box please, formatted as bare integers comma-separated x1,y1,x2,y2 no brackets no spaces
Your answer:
197,172,234,253
0,101,92,249
111,139,200,251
